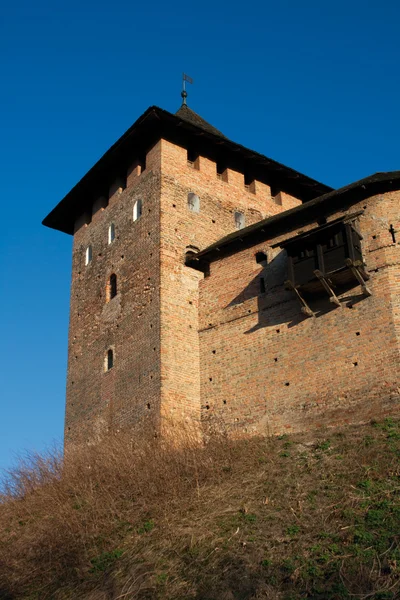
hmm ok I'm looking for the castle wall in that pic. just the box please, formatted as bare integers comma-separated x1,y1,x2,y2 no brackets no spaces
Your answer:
64,131,304,443
198,191,400,435
158,140,301,425
65,142,162,444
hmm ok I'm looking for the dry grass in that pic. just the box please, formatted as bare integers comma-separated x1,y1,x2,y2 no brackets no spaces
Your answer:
1,418,400,599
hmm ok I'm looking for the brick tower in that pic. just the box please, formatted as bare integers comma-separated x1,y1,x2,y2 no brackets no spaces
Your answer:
43,103,330,445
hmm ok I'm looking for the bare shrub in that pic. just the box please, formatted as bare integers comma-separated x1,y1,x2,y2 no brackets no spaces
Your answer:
0,422,242,598
1,418,400,599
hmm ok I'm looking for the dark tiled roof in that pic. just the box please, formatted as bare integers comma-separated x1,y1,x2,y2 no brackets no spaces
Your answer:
43,105,332,235
187,171,400,265
175,104,227,138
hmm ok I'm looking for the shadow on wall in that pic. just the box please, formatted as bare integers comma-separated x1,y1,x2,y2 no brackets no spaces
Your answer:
226,249,370,334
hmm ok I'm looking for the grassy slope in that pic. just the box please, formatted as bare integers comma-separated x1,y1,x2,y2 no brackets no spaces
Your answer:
1,418,400,600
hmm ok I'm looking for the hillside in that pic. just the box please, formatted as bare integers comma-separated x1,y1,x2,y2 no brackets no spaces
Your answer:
1,418,400,600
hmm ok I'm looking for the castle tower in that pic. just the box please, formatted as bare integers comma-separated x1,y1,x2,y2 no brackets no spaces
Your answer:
43,104,332,445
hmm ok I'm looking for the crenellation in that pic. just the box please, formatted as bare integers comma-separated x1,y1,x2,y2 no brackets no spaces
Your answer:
127,160,143,184
92,196,108,219
108,177,126,200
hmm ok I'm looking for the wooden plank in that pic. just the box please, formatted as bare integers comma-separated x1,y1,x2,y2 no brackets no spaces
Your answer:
316,244,324,274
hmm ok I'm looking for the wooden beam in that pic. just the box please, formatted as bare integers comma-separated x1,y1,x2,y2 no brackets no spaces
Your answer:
314,270,341,307
316,244,325,274
344,259,372,296
285,280,315,317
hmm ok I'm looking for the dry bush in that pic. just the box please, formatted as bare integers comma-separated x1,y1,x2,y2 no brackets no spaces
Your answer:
0,422,245,599
1,418,400,600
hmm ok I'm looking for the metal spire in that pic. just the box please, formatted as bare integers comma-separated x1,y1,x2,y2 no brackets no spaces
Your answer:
181,73,193,105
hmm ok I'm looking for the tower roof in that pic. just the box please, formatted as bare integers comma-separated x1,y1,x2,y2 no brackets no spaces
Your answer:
175,104,227,138
43,105,333,234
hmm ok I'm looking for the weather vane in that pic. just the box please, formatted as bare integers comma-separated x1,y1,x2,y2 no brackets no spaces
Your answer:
181,73,193,105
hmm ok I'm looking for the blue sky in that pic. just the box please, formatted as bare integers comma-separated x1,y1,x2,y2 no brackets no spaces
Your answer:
1,0,399,471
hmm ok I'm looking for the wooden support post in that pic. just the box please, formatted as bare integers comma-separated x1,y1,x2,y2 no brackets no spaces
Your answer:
313,269,341,307
344,259,372,296
285,280,315,317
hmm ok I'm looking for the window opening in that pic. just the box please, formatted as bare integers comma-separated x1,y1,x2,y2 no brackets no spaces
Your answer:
109,274,117,300
234,211,245,230
106,349,114,371
108,223,115,244
260,277,266,294
133,199,143,221
255,251,267,264
187,192,200,213
85,245,92,265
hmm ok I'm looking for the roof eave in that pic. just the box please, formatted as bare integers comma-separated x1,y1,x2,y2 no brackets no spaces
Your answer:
188,171,400,264
42,106,333,235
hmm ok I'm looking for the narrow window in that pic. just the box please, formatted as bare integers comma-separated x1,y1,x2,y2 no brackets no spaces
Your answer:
106,349,114,371
260,277,266,294
108,223,115,244
255,251,267,264
133,199,142,221
109,274,117,300
187,192,200,213
234,211,245,230
85,245,92,266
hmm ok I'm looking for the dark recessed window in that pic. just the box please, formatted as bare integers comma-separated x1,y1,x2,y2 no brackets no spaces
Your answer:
106,274,118,303
109,274,117,300
106,349,114,371
255,251,267,264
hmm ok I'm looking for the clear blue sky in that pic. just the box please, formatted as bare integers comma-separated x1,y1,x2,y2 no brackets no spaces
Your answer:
1,0,399,471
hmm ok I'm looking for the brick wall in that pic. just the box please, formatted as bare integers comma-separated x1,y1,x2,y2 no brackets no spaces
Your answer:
198,191,400,435
158,139,301,425
64,134,307,443
65,142,162,444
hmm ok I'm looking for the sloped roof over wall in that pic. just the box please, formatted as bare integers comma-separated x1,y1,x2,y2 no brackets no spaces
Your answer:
186,171,400,267
43,105,332,235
